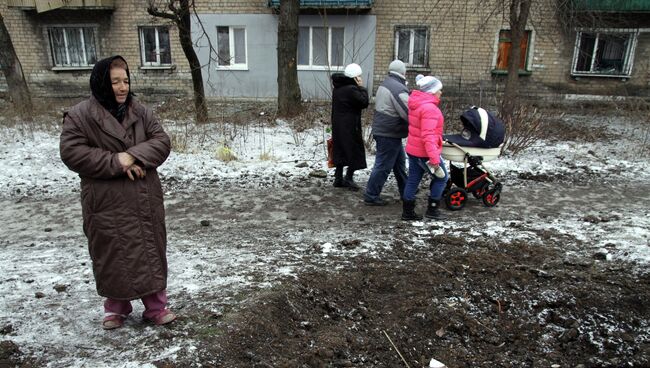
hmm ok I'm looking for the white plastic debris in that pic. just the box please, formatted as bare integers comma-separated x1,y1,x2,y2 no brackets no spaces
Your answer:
429,358,446,368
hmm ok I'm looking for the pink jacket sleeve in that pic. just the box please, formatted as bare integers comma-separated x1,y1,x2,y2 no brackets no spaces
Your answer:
420,106,444,165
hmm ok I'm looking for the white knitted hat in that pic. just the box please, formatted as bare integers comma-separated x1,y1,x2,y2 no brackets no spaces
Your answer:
344,63,362,78
417,75,443,94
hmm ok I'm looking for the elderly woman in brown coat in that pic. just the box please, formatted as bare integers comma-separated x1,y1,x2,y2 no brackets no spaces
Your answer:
60,55,174,330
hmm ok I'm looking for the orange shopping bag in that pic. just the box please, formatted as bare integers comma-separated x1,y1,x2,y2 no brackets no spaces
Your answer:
326,138,335,168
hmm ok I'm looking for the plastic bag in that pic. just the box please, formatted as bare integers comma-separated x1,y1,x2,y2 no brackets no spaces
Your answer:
326,138,335,168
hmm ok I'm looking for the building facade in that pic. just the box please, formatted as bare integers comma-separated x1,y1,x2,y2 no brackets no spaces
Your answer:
1,0,649,103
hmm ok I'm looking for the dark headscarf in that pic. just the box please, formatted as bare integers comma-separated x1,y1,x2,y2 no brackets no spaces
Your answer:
90,55,133,122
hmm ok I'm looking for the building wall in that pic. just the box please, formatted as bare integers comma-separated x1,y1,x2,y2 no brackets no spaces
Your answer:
2,0,649,103
195,0,271,14
1,0,194,98
193,13,376,99
370,0,650,102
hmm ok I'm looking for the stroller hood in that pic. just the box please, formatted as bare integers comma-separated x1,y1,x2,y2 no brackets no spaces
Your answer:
444,106,505,148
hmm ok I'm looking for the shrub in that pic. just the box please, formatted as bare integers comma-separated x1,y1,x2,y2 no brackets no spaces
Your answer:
502,105,545,155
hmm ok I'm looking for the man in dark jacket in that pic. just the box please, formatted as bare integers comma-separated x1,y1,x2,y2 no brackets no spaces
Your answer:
363,60,409,205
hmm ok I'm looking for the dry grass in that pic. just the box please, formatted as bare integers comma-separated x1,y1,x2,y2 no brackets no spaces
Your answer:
259,151,276,161
215,145,237,162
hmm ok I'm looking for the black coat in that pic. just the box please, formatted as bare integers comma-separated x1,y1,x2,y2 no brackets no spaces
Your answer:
331,73,369,170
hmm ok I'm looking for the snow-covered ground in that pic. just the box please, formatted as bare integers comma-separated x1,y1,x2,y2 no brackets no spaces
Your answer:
0,113,648,367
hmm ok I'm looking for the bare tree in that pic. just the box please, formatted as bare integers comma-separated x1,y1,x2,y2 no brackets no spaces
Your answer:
277,0,302,117
147,0,209,123
499,0,531,122
0,13,33,120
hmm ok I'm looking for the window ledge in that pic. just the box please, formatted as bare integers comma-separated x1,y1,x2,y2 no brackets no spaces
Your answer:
571,73,630,81
216,66,249,71
491,69,532,76
405,65,430,72
51,66,93,72
140,65,176,71
298,66,345,72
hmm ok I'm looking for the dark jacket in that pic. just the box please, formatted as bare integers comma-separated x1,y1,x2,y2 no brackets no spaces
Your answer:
60,56,171,300
330,73,370,170
371,72,410,138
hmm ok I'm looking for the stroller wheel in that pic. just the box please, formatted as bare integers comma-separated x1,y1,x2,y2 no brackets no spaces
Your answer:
482,188,501,207
445,188,467,210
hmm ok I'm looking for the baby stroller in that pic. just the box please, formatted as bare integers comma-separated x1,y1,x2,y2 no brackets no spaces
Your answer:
441,106,505,210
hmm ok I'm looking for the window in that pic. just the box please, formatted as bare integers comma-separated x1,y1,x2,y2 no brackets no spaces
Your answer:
47,26,97,68
572,30,637,77
494,29,532,72
216,26,247,69
139,26,172,67
394,27,428,67
298,26,344,68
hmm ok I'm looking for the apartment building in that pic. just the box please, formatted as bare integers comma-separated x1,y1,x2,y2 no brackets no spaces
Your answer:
1,0,649,102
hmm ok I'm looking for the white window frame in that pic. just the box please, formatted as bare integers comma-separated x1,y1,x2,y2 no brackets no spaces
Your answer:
139,26,173,69
297,26,345,71
46,25,98,70
215,26,248,71
394,26,429,68
571,28,638,78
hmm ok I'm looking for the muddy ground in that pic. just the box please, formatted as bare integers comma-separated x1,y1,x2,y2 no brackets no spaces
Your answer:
165,183,650,368
1,103,649,368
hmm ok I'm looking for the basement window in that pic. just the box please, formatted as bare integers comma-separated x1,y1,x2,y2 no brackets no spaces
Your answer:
571,29,638,78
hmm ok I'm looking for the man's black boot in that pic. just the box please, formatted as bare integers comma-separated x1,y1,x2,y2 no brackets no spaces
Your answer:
401,200,423,221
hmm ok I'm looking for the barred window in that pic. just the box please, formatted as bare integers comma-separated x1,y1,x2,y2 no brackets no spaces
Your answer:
394,26,428,68
47,26,97,68
572,30,637,77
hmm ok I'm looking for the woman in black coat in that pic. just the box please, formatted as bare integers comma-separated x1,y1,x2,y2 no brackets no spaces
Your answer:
331,63,370,190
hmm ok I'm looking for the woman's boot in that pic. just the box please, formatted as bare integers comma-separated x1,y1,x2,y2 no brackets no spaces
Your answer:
333,166,344,187
425,197,446,219
401,200,422,221
343,169,361,191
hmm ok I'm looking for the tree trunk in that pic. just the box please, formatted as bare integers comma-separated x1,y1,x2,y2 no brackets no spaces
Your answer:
277,0,302,117
500,0,531,121
178,0,208,123
148,1,208,123
0,13,33,120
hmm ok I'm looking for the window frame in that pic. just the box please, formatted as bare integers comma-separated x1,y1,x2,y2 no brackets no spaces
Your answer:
138,26,173,69
393,26,429,69
45,24,98,70
570,28,638,78
492,28,534,75
297,25,345,71
215,26,248,71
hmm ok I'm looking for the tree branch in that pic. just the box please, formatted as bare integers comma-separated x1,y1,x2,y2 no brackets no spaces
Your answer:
146,6,178,21
146,0,178,21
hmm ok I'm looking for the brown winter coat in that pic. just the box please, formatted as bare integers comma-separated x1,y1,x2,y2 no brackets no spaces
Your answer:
60,96,171,300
